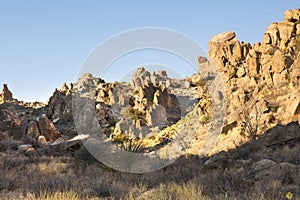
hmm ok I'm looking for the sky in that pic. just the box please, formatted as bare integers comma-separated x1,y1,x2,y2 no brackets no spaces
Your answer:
0,1,299,102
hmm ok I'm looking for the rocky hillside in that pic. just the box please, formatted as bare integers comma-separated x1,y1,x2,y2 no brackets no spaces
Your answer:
208,8,300,154
0,9,299,156
0,8,299,200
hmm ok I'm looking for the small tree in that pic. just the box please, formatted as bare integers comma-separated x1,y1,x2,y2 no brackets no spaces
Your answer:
236,97,263,140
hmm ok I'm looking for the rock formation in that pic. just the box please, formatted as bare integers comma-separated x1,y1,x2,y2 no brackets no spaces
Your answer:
25,114,61,142
0,84,14,103
208,9,300,141
0,108,21,139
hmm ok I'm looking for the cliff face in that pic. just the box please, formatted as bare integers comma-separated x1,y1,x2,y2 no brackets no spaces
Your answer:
208,9,300,146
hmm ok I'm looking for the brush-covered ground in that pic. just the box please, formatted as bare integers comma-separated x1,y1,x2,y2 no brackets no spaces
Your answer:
0,122,299,200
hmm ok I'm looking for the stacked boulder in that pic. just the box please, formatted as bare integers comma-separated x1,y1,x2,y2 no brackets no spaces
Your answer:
208,9,300,138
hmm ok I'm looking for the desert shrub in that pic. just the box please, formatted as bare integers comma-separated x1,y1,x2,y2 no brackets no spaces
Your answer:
134,181,211,200
121,107,146,124
25,190,81,200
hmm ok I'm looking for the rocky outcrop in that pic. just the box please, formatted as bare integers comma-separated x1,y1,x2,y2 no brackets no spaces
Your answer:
47,83,73,119
131,67,170,88
129,83,181,126
25,114,60,142
0,108,22,139
250,159,298,183
0,84,14,103
264,121,300,147
208,9,300,139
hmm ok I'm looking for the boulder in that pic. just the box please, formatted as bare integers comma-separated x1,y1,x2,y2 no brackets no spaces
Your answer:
204,151,228,169
37,135,48,145
36,114,60,143
278,21,295,46
209,31,236,44
24,147,36,156
26,121,40,139
18,144,33,153
284,9,300,22
264,122,300,147
146,104,167,127
250,159,279,180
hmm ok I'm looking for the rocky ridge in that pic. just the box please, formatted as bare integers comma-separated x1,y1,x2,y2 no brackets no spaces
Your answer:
0,8,298,169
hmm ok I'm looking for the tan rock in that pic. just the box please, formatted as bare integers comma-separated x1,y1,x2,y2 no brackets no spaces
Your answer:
246,54,260,77
209,31,237,71
210,31,236,43
273,71,289,87
262,33,271,45
0,84,13,102
284,9,300,22
236,66,246,78
18,144,33,153
241,42,250,59
146,104,167,127
24,147,36,156
272,50,287,73
278,21,295,44
297,23,300,35
265,23,279,46
37,135,48,145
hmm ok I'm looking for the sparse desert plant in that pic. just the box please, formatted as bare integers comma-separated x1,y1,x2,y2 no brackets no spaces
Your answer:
120,139,145,153
236,97,263,140
25,190,81,200
133,181,211,200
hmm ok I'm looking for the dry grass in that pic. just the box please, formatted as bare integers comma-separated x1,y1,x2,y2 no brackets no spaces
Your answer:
25,190,81,200
0,124,299,200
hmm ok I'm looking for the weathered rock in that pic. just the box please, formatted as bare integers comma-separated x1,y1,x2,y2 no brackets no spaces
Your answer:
204,151,228,169
26,121,40,139
37,135,48,145
146,104,167,127
0,108,22,139
284,9,300,22
250,159,279,180
48,88,72,119
24,147,36,156
0,84,13,103
36,114,60,143
130,83,181,125
51,134,89,151
278,21,295,46
264,122,300,147
206,9,300,145
272,50,289,73
18,144,33,153
210,31,236,44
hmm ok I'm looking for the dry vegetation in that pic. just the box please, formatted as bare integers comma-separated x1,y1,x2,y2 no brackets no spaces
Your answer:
0,125,299,200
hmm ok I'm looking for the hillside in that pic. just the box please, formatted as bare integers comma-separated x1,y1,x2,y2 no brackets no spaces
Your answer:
0,9,299,200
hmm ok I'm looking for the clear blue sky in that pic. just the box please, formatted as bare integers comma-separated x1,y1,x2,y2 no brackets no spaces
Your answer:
0,1,298,102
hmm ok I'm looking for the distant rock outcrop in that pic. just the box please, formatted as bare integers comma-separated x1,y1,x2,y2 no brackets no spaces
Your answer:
0,108,22,139
0,84,14,103
47,83,73,119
